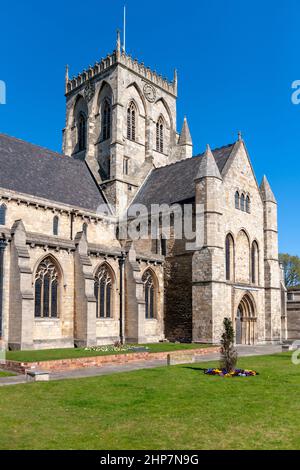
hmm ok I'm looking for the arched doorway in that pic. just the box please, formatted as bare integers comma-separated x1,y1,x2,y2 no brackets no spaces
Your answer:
235,295,257,345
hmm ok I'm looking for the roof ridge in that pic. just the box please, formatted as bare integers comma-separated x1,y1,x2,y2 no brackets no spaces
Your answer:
152,142,235,172
194,142,235,157
0,133,64,159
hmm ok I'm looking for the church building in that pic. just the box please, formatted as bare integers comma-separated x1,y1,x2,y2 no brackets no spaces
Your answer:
0,33,287,350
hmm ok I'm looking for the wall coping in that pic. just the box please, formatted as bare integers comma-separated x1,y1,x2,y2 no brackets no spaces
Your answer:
1,347,219,374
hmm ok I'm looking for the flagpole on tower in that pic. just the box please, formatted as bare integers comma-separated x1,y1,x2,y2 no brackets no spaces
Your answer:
123,5,126,53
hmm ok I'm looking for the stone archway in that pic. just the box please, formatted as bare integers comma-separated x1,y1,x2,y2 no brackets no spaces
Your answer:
235,295,257,345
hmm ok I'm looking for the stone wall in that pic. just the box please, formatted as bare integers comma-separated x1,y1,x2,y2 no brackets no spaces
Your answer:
287,289,300,339
0,192,165,350
165,251,193,342
1,347,219,374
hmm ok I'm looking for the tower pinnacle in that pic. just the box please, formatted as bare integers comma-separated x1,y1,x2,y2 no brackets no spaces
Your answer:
178,117,192,146
65,64,69,93
195,145,222,180
116,29,121,57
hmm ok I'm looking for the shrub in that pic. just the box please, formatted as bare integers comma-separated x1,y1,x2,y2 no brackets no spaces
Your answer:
220,317,238,372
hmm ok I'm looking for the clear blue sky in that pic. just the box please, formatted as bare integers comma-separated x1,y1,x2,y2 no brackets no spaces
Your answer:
0,0,299,255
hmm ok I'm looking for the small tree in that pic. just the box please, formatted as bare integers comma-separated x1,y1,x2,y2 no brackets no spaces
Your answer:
279,253,300,287
220,318,238,372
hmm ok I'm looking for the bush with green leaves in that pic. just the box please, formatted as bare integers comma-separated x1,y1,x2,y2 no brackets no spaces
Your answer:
220,317,238,372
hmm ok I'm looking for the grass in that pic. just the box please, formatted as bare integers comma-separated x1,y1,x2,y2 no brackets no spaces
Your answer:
0,353,299,450
0,371,15,378
5,343,211,363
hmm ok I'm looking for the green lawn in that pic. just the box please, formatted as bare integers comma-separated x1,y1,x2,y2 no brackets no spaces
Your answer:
0,353,299,450
0,371,15,378
5,343,210,363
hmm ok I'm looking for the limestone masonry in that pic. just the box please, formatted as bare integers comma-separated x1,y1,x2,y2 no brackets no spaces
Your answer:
0,34,287,350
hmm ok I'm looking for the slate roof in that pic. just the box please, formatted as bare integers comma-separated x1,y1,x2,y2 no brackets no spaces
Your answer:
132,143,235,208
0,134,107,212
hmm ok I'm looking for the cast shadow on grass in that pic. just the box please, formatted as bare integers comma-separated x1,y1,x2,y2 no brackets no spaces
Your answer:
181,366,208,372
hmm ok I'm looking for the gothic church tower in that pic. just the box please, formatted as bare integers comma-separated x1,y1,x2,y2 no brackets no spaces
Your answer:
63,32,193,214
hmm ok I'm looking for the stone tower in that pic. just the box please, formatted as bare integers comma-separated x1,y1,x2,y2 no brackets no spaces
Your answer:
63,32,193,215
192,145,225,343
260,175,281,342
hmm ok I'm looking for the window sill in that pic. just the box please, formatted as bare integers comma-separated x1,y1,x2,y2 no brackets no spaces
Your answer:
34,318,60,322
96,138,111,145
154,150,167,156
235,208,251,214
96,318,115,321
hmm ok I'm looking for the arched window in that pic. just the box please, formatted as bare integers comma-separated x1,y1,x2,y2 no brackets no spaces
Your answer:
240,194,245,212
156,116,164,153
53,216,59,236
78,112,87,151
161,235,167,257
127,102,136,141
235,191,240,210
102,100,111,141
82,223,88,236
246,196,251,214
251,241,259,284
142,270,156,319
225,234,234,282
236,230,250,284
0,204,7,225
94,264,113,318
34,257,60,318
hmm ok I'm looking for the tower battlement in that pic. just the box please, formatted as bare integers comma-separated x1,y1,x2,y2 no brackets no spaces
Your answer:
65,48,177,97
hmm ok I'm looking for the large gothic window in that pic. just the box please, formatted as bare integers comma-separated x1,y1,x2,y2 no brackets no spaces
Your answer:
78,112,87,151
236,230,250,284
251,241,259,284
127,102,136,141
94,264,113,318
225,234,234,282
0,204,7,226
143,270,156,319
102,100,111,141
156,116,164,153
34,257,60,318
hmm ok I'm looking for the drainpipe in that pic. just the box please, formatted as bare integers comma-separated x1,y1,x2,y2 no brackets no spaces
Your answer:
118,252,126,344
0,238,7,339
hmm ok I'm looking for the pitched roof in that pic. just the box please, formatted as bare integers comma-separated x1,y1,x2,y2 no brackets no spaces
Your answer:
0,134,107,212
132,143,235,208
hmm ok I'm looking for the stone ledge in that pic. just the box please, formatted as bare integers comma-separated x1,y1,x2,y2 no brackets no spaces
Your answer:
1,347,220,374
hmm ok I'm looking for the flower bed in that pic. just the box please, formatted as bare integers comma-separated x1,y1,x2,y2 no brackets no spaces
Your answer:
204,368,258,377
84,345,149,354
